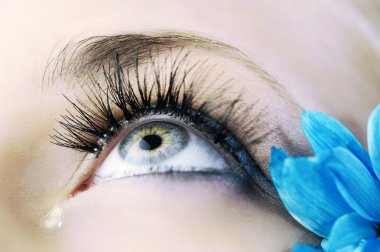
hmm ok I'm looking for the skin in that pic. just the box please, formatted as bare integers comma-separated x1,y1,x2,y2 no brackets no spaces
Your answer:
1,0,380,251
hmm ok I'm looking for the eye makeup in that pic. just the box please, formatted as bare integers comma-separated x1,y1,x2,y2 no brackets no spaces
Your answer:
52,48,278,198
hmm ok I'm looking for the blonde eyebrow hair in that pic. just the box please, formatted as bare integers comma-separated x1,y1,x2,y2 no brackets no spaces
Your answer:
44,31,296,107
46,32,264,81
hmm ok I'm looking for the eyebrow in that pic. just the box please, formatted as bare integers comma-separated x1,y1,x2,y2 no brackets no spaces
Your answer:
44,32,290,98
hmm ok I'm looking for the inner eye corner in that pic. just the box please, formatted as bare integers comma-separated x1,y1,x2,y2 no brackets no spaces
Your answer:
70,175,93,197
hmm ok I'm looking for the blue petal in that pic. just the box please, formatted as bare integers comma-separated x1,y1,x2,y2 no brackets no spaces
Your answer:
270,147,352,237
326,148,380,221
368,104,380,180
270,146,289,163
301,111,373,174
324,213,377,251
360,238,380,252
292,244,324,252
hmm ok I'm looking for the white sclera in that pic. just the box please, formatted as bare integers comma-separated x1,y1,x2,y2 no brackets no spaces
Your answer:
93,126,229,185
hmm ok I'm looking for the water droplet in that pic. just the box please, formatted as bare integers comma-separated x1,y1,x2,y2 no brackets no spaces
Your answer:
40,205,64,229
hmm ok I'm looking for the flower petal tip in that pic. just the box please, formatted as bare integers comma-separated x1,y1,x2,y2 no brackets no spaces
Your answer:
301,109,372,170
270,146,288,160
269,147,288,186
301,110,323,125
269,147,288,172
368,103,380,180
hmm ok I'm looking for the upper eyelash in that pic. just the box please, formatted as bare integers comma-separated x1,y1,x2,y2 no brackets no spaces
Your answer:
51,50,234,154
51,49,279,197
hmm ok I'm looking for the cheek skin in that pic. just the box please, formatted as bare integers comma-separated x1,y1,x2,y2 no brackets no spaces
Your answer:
49,175,315,252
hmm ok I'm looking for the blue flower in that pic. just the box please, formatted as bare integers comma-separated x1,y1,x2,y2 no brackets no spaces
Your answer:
270,104,380,251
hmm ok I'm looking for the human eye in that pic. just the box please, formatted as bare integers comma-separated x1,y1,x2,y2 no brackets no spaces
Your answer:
93,118,230,181
49,33,308,204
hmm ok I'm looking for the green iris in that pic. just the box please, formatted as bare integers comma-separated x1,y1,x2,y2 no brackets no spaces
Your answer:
119,121,189,164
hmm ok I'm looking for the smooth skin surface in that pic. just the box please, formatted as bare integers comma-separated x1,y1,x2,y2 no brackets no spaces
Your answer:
0,1,379,252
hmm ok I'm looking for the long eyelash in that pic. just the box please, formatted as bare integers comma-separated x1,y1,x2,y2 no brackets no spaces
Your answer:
51,51,221,154
52,50,279,197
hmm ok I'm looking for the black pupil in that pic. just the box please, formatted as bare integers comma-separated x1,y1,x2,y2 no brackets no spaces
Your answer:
139,134,163,151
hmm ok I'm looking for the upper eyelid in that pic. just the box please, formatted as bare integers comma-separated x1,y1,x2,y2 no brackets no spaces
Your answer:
51,46,277,156
44,33,298,146
49,32,302,195
46,32,292,153
53,40,284,156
